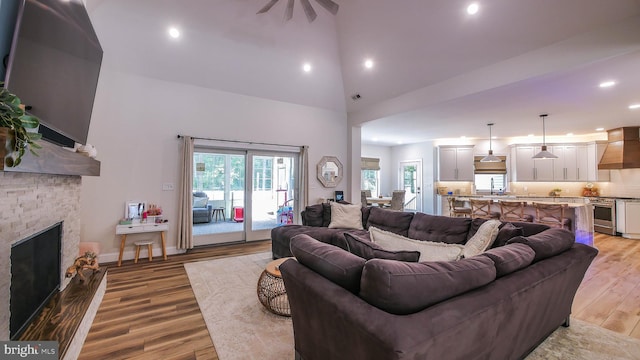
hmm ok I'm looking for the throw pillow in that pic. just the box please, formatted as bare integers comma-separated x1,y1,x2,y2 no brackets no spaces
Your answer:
193,196,208,208
492,222,524,248
328,202,364,230
369,226,464,262
462,219,501,258
343,233,420,262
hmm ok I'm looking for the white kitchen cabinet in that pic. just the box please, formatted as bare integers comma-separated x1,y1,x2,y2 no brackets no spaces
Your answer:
616,200,640,239
585,141,610,182
511,145,554,181
552,145,578,181
438,146,474,181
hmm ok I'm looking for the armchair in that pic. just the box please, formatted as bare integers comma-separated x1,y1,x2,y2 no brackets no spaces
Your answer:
193,191,213,223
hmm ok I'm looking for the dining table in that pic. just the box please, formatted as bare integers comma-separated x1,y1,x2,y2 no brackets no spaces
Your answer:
366,197,392,206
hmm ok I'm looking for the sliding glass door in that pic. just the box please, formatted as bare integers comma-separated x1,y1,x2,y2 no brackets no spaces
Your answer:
192,148,298,245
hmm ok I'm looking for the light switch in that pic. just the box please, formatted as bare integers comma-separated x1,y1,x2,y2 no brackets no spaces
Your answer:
162,183,174,191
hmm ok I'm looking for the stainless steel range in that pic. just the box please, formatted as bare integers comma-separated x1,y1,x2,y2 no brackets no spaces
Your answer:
589,198,616,235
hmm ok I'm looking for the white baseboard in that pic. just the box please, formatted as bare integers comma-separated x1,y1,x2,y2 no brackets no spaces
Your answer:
99,246,187,264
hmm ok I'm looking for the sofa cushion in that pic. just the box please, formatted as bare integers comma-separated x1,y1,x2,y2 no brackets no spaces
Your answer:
302,204,324,227
507,228,575,262
290,234,365,293
492,222,525,248
366,207,414,237
193,195,208,208
344,232,420,262
462,219,501,258
408,212,472,244
328,202,364,230
359,256,496,315
481,243,535,277
322,203,332,227
370,227,464,262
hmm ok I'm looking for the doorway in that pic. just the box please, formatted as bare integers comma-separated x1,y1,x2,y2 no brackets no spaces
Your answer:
400,160,422,212
192,149,298,245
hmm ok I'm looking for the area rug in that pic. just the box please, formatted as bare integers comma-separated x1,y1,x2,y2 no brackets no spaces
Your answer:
185,252,640,360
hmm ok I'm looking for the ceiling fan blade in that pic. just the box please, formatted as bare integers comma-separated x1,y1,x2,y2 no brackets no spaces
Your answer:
300,0,317,22
314,0,339,15
256,0,279,14
284,0,294,21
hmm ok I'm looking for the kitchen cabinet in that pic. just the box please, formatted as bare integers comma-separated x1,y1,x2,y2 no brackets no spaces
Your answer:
616,200,640,239
511,142,609,182
511,145,554,181
585,141,610,182
438,146,474,181
552,145,579,181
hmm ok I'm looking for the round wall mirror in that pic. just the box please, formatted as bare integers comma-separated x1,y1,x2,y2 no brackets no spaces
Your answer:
317,156,343,188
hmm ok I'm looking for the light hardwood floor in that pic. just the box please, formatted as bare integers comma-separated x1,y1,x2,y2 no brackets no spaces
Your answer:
79,234,639,360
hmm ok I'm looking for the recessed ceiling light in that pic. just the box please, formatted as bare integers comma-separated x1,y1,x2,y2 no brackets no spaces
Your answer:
491,136,497,139
396,141,403,145
364,59,374,69
527,134,534,137
467,3,479,15
372,137,379,142
629,104,640,110
566,133,574,137
599,80,616,88
596,127,605,131
460,136,466,139
302,63,312,73
168,27,180,39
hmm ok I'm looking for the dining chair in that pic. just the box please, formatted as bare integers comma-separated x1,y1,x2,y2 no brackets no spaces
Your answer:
470,199,500,219
360,191,369,208
499,200,533,222
388,190,406,211
447,197,471,217
533,202,570,230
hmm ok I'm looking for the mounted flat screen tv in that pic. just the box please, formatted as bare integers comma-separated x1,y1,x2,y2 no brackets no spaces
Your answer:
10,222,62,340
5,0,103,147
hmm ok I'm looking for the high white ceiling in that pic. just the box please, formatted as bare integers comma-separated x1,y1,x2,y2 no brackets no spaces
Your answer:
86,0,640,145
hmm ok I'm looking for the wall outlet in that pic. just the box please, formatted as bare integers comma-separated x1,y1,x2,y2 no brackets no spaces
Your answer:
162,183,174,191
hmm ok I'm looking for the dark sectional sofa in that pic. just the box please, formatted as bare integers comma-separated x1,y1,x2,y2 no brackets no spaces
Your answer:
271,204,598,360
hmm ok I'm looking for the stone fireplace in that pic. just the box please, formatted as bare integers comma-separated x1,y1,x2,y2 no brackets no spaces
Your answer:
0,172,82,340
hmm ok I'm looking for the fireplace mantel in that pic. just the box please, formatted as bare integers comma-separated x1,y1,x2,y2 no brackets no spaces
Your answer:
0,131,100,176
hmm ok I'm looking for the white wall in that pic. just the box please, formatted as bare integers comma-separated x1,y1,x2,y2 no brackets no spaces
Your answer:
80,69,348,260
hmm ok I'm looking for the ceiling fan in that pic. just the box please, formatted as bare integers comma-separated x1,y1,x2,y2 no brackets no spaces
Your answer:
257,0,339,22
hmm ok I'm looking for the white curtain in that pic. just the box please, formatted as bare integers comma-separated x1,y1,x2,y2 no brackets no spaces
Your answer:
178,136,194,249
299,146,309,209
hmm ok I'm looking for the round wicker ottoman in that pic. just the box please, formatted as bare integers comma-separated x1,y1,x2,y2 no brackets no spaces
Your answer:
257,258,292,317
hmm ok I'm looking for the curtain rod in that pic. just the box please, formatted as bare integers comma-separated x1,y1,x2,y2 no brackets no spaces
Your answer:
177,134,305,149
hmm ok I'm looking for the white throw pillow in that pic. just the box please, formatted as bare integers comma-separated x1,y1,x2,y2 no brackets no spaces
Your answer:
328,202,364,230
369,226,464,262
193,196,208,208
462,219,502,258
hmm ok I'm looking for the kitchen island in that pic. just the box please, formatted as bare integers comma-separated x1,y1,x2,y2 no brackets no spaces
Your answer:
438,195,594,246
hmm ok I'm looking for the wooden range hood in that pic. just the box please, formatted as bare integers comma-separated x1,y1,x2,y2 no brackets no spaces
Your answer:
598,127,640,170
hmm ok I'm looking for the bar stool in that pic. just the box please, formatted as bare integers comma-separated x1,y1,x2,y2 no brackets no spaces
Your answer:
470,199,500,219
499,200,533,222
134,241,154,263
448,197,471,217
533,202,570,230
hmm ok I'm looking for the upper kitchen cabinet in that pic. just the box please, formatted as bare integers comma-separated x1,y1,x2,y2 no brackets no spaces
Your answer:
511,142,609,182
511,145,554,181
438,145,474,181
552,145,580,181
585,141,610,182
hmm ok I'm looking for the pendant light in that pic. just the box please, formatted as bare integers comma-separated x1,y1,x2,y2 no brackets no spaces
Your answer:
480,123,501,162
532,114,558,159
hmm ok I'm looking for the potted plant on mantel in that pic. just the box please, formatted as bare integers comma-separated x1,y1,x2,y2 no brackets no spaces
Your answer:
0,82,41,167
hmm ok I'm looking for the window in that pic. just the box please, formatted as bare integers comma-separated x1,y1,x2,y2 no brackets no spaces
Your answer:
474,174,506,193
253,156,273,191
361,169,380,196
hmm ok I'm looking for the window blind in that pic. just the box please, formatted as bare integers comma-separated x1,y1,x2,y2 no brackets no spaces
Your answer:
361,157,381,170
